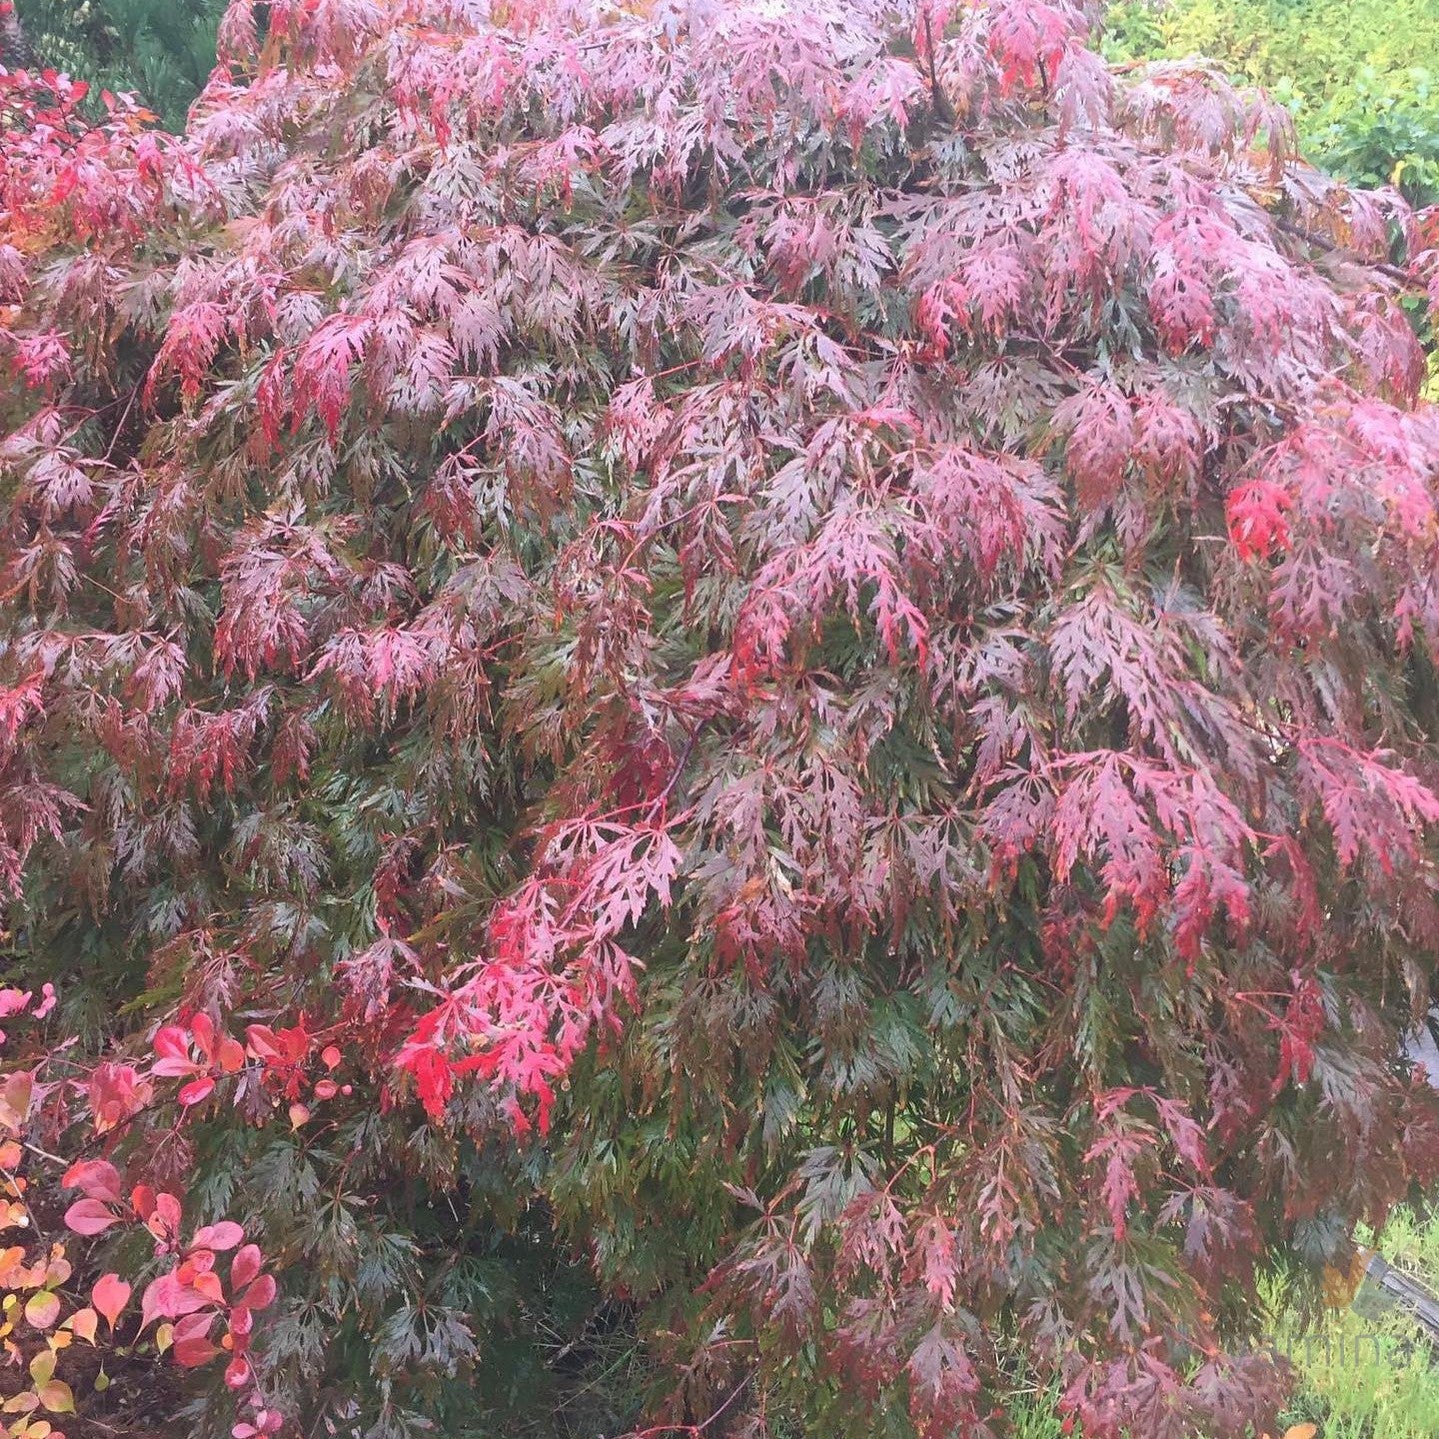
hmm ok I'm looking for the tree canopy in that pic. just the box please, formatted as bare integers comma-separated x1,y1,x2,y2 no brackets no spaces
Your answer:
3,3,1439,1438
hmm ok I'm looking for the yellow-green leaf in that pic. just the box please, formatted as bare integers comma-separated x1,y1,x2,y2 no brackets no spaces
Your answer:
23,1292,60,1331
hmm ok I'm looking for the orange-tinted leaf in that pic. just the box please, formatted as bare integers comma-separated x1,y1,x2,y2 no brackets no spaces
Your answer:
37,1381,74,1415
0,1073,33,1134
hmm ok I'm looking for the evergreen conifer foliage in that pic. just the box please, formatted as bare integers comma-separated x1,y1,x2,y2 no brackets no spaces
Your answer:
0,3,37,70
9,0,224,126
3,3,1439,1437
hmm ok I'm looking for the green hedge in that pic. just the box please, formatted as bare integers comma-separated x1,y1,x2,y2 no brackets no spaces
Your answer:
1107,0,1439,204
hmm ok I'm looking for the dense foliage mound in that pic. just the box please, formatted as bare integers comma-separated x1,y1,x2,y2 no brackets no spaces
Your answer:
4,2,1439,1437
1107,0,1439,205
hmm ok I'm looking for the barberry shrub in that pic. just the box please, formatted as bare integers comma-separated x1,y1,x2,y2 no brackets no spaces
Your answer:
4,2,1439,1437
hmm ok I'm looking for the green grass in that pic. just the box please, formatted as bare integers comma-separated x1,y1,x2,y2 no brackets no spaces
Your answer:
1268,1208,1439,1439
1001,1207,1439,1438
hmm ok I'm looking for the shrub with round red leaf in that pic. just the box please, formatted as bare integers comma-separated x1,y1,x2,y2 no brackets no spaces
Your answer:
192,1221,246,1253
61,1160,122,1203
91,1273,131,1331
62,1199,120,1237
173,1311,222,1368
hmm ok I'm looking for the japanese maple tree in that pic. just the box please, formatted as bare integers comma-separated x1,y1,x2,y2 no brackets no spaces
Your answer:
3,1,1439,1437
